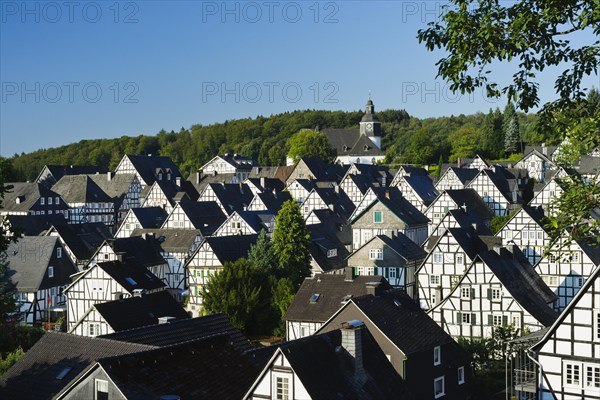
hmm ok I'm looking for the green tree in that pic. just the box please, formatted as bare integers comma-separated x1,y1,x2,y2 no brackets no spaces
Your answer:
201,258,264,335
273,200,312,287
287,129,337,164
271,277,295,336
247,230,278,275
0,178,18,322
400,127,437,165
504,117,520,154
448,124,482,161
0,347,24,376
480,108,504,159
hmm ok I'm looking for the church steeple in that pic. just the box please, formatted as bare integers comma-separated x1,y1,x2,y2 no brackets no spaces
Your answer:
359,96,381,149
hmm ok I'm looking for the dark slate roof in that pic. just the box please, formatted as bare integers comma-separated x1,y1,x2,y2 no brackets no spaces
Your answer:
285,274,392,323
176,201,227,234
100,313,252,352
268,327,411,400
187,172,237,193
575,155,600,176
129,207,169,228
1,182,63,213
394,165,430,177
440,167,479,184
443,188,495,220
246,177,285,193
131,228,200,253
95,260,166,292
94,291,190,332
310,209,353,247
344,290,470,359
478,247,559,327
202,234,258,263
444,208,494,235
513,205,552,233
95,335,259,400
311,186,356,220
124,154,182,186
51,175,113,203
103,236,166,267
204,183,254,215
214,153,258,169
6,236,76,292
51,222,112,261
0,332,156,400
295,157,349,182
323,129,384,157
422,228,501,266
401,175,439,205
251,190,293,213
89,173,137,199
36,164,108,186
524,145,559,158
378,233,427,261
352,187,429,226
2,214,67,236
309,219,352,273
234,210,276,233
579,238,600,266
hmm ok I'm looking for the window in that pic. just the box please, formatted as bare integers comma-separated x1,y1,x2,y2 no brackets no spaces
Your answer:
327,249,337,258
456,254,464,265
433,252,443,263
40,197,45,205
536,231,543,240
433,346,441,365
369,249,383,260
461,286,471,299
489,287,501,301
595,311,600,340
458,366,465,384
373,211,383,223
309,293,320,303
55,196,60,204
389,268,396,279
586,365,600,388
275,376,290,400
430,275,440,285
572,251,580,262
460,313,471,324
434,376,445,398
549,253,556,263
450,275,460,289
89,323,99,337
512,315,521,328
48,197,53,205
542,275,558,286
95,379,108,400
491,315,503,326
56,248,62,258
565,363,581,386
48,266,54,278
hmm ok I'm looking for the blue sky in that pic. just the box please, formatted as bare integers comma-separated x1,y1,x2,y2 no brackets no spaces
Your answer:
1,1,598,157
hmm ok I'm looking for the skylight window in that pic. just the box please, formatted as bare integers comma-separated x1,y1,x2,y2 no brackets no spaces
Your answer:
125,277,137,286
56,367,73,380
309,293,320,303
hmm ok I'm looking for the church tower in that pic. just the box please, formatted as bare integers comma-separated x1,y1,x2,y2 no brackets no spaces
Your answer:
359,97,382,149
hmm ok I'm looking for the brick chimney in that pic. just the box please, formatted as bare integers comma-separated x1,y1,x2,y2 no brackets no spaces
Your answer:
365,281,382,296
344,266,354,282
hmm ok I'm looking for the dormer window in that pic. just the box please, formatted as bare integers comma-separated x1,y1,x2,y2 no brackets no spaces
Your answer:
48,266,54,278
433,346,441,365
48,197,53,205
57,248,62,259
40,197,45,205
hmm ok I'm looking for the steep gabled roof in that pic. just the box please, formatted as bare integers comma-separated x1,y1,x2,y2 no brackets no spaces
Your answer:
378,233,427,261
1,182,63,213
350,187,429,226
323,129,385,157
285,274,392,323
249,190,293,213
51,222,111,261
2,214,67,236
443,188,495,221
121,154,182,186
36,164,108,185
175,201,227,234
0,332,156,400
96,260,166,293
100,236,166,267
129,207,169,228
101,313,252,352
200,234,258,264
131,228,200,253
205,183,255,215
93,291,189,332
51,175,112,203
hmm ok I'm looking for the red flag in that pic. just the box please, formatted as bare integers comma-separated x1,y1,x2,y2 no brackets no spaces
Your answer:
47,295,52,307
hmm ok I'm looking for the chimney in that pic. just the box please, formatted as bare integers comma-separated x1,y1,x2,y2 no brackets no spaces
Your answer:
365,282,382,296
385,190,390,199
132,288,144,297
260,177,266,189
461,203,467,213
457,157,461,167
115,252,125,262
107,172,113,182
344,266,354,282
340,320,366,383
334,183,340,194
542,143,547,155
175,176,181,187
239,182,244,194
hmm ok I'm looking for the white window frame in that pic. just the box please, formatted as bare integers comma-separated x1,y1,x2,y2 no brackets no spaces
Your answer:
458,366,465,384
95,379,108,400
565,362,581,387
369,249,383,260
461,313,471,324
388,268,396,279
491,287,501,301
272,372,292,400
40,197,45,205
57,247,62,259
433,252,443,264
461,286,471,299
595,310,600,340
433,346,441,366
492,315,503,326
373,210,383,223
89,323,99,337
434,376,445,398
48,266,54,278
48,197,53,205
456,254,464,265
586,364,600,389
430,275,440,285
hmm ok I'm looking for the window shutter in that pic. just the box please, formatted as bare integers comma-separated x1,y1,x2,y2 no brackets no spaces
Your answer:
503,316,508,326
471,313,476,325
487,288,492,300
488,314,493,326
457,312,462,323
471,288,476,298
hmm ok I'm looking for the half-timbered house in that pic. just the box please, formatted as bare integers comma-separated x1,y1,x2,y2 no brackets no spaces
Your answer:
425,188,494,235
428,245,559,339
246,189,292,214
64,260,166,333
349,187,429,249
416,228,500,310
161,201,226,234
497,205,552,265
113,207,168,238
285,178,317,204
198,153,257,183
35,164,107,187
466,167,528,216
389,165,429,187
46,222,112,270
515,149,558,183
1,182,69,219
536,231,600,311
68,290,189,337
307,210,353,275
527,264,600,400
7,236,77,325
139,178,198,213
212,210,275,237
197,182,254,215
347,233,426,296
285,157,347,184
299,185,355,221
114,154,182,188
185,235,258,315
435,167,480,191
391,174,439,212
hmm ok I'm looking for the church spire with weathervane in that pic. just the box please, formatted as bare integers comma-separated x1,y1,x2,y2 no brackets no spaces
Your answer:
359,95,382,149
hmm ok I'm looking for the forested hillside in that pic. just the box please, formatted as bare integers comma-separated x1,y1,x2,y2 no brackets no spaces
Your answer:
5,90,597,182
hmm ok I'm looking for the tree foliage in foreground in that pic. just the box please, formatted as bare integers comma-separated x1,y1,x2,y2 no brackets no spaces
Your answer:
287,129,337,164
